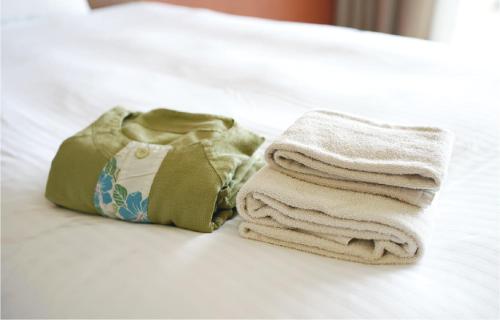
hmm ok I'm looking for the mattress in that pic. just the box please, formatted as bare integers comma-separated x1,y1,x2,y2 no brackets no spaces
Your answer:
1,2,499,318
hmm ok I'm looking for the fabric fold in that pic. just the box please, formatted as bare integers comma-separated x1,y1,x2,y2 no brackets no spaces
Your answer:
237,167,432,264
265,110,454,207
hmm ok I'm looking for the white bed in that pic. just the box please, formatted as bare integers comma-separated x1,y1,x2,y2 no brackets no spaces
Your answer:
2,2,499,318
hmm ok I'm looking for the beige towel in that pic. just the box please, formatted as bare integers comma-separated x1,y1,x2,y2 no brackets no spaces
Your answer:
265,110,454,207
237,167,432,265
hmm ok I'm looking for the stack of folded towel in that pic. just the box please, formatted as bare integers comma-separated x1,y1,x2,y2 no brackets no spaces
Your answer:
236,110,454,264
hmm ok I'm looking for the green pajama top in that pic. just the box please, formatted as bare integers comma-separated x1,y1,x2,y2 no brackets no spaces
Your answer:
45,107,264,232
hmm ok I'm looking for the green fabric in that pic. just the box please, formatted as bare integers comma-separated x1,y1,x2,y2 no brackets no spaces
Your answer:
45,107,264,232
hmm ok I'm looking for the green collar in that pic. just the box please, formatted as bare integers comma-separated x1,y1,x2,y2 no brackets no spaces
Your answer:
92,106,235,158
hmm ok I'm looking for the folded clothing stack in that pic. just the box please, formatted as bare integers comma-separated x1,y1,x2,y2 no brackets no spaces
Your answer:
237,110,454,264
46,107,264,233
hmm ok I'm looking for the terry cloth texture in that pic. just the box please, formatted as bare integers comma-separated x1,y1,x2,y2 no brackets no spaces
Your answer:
237,167,432,265
265,110,454,207
46,107,264,233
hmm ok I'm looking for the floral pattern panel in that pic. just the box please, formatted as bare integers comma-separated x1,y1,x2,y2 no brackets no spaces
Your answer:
93,141,172,223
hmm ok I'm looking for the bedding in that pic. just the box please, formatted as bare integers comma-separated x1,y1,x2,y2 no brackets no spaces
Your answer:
1,2,499,318
45,106,263,232
265,109,454,207
1,0,90,25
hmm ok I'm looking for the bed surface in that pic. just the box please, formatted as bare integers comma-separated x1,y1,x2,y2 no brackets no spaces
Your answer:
2,2,499,318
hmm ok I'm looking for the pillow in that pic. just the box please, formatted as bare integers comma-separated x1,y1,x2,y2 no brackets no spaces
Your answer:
1,0,90,25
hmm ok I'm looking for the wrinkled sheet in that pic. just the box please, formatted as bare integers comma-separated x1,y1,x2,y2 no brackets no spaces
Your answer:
2,2,499,318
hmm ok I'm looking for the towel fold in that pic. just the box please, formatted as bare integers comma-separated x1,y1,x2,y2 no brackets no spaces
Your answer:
237,167,432,264
265,110,454,207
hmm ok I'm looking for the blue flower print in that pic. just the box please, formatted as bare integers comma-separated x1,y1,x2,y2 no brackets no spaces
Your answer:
93,192,103,214
102,192,112,204
94,156,150,222
97,172,113,204
118,192,150,223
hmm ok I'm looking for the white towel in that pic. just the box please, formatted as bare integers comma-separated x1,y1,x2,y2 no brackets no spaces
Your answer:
265,110,454,207
237,167,432,265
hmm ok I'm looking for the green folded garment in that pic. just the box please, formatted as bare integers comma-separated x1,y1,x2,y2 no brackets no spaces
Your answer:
46,107,264,232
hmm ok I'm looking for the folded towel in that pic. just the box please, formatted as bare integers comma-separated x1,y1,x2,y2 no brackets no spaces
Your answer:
265,110,454,207
237,167,432,264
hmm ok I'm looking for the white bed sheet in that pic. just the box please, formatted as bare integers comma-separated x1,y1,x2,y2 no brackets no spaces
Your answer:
1,2,499,318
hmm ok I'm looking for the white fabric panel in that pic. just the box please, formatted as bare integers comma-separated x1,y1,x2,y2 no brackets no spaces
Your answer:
94,141,172,221
1,2,499,318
